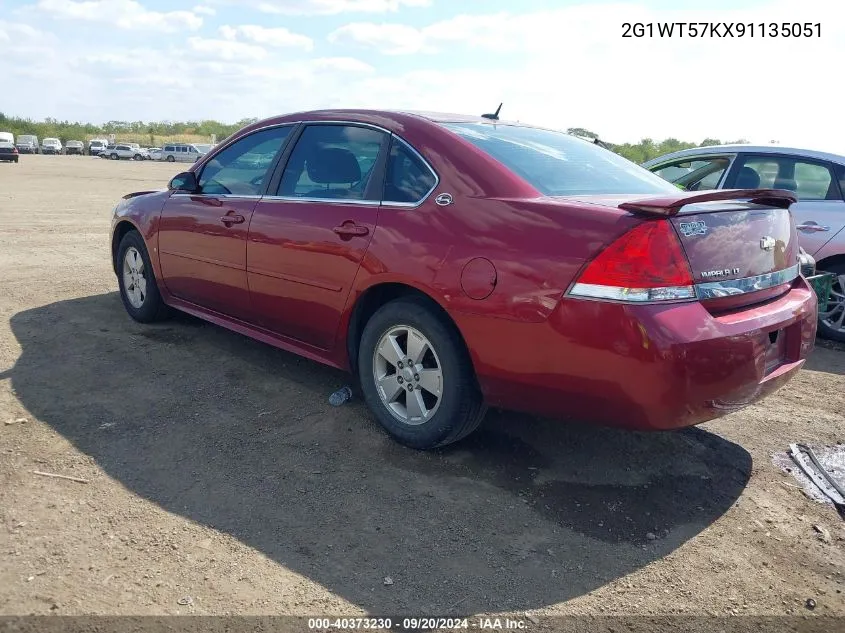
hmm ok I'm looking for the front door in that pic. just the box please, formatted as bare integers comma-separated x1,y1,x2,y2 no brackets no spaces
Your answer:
247,123,388,350
157,125,295,321
725,154,845,256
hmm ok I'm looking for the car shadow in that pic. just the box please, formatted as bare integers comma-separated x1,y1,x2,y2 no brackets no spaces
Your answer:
2,294,751,615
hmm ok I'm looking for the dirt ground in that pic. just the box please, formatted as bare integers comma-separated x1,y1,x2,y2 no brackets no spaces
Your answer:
0,155,844,622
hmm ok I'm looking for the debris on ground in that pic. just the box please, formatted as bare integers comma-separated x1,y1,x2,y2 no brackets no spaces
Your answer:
32,471,89,484
176,596,193,606
383,576,394,586
328,386,353,407
806,598,817,610
772,443,845,514
813,524,832,543
5,417,27,425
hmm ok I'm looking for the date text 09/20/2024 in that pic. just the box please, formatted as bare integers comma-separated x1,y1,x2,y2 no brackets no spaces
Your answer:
622,22,821,38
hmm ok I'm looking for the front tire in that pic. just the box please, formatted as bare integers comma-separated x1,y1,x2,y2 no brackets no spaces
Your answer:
818,263,845,342
166,155,175,162
116,231,170,323
357,297,486,449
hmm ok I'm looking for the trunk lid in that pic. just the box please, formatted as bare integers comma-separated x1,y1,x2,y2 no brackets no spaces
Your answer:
566,189,801,310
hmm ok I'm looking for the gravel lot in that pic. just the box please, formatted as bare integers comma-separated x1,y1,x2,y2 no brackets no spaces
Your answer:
0,155,844,621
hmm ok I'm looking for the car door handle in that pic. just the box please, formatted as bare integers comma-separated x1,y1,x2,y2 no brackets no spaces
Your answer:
333,223,369,237
796,224,830,232
220,214,245,225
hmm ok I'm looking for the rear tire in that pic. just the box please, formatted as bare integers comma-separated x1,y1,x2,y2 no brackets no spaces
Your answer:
357,297,486,449
817,263,845,342
116,231,170,323
110,153,119,160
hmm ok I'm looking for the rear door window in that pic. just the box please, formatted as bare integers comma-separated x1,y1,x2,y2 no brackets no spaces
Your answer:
731,155,838,200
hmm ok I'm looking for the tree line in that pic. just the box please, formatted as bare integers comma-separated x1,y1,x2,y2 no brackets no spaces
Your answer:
0,113,748,162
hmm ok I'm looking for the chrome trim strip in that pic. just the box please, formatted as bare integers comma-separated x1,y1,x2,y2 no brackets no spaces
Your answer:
694,263,800,299
260,195,380,206
170,193,264,199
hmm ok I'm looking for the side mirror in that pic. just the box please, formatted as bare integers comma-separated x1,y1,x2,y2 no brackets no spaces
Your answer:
168,171,199,193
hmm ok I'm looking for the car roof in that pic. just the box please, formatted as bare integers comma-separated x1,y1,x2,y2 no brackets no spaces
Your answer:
0,141,13,147
642,143,845,167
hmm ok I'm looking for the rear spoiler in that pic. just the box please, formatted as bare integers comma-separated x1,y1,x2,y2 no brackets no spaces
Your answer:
618,189,797,217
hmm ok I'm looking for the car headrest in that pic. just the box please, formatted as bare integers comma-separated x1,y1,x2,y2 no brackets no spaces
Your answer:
306,147,361,184
734,166,760,189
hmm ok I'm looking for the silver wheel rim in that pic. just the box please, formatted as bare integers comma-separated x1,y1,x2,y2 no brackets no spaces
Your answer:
122,246,147,309
820,273,845,334
372,325,443,425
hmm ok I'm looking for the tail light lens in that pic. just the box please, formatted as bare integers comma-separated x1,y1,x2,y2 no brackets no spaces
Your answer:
569,220,696,303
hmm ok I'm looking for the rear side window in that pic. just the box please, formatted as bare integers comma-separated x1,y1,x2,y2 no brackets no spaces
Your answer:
734,156,837,200
382,138,437,204
278,124,387,201
444,123,678,196
651,156,731,191
198,125,292,196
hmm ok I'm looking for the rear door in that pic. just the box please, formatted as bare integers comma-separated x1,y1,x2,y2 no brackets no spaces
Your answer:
246,123,388,350
724,153,845,256
157,125,295,321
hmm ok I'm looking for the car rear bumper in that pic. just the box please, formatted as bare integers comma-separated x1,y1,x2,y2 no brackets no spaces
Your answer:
457,276,817,430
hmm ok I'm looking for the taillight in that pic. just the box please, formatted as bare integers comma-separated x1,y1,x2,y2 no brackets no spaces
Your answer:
569,220,696,302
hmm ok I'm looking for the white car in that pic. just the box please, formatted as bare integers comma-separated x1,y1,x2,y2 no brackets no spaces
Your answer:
103,144,148,161
147,147,162,161
41,138,63,155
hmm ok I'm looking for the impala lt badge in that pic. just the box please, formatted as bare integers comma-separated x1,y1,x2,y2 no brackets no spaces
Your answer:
679,220,707,237
760,236,776,251
701,268,741,279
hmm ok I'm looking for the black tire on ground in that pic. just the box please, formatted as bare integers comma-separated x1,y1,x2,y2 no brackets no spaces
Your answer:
110,153,119,160
817,262,845,343
116,230,171,323
357,297,486,449
166,155,175,162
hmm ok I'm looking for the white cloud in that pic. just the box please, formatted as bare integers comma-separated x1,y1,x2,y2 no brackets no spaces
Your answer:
217,0,430,16
328,22,431,55
187,36,268,61
219,24,314,51
193,4,216,15
32,0,203,32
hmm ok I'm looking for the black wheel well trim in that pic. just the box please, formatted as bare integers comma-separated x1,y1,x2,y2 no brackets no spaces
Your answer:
345,282,476,381
111,220,141,275
816,253,845,273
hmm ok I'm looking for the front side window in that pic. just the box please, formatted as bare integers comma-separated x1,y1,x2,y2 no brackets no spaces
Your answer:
734,156,837,200
198,126,292,196
652,156,731,191
278,124,386,200
382,138,437,204
443,123,678,196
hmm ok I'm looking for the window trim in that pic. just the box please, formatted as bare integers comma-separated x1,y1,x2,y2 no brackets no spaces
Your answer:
723,153,843,202
263,121,439,209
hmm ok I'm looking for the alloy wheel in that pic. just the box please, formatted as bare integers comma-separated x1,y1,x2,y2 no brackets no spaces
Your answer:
372,325,443,425
820,273,845,334
122,246,147,309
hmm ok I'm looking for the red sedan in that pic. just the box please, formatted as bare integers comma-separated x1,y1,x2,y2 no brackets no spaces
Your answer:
110,110,817,449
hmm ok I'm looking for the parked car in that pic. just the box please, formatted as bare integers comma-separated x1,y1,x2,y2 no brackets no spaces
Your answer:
88,139,109,156
0,132,14,145
0,142,19,163
102,144,148,161
16,135,39,154
643,145,845,341
147,147,162,161
41,138,63,154
161,143,204,163
110,110,817,450
65,140,85,155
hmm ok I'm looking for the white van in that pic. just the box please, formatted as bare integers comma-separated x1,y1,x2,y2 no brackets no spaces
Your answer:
161,143,204,163
0,132,13,145
41,138,63,155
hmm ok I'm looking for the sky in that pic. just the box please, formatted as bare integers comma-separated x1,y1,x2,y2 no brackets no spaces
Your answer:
0,0,843,150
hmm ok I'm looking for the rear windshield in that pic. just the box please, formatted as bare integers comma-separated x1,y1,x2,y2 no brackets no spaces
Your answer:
443,123,678,196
